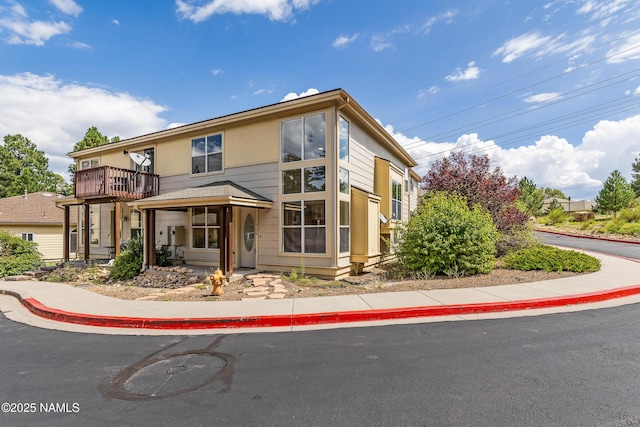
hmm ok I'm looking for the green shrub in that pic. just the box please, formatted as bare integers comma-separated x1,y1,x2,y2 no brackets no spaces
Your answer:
109,235,143,281
504,245,600,273
396,192,498,276
155,245,172,267
495,228,538,257
541,207,568,225
0,229,43,277
618,207,640,223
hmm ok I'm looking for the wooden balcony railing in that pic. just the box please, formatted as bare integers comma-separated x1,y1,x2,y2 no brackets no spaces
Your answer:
74,166,159,200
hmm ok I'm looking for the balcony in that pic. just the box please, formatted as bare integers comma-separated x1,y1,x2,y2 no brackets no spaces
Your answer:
74,166,159,200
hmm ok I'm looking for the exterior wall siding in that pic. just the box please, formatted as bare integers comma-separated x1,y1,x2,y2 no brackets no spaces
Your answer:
4,225,71,261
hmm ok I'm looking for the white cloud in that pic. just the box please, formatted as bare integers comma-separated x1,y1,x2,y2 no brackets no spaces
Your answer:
167,122,187,129
175,0,320,23
445,61,480,82
0,73,168,180
421,9,458,33
578,0,630,20
0,0,71,46
606,31,640,63
49,0,83,16
370,25,411,52
493,32,553,63
524,92,562,103
386,114,640,199
69,41,90,49
493,30,595,63
418,86,440,98
280,88,319,101
332,33,358,48
253,88,274,96
211,69,224,76
112,19,120,26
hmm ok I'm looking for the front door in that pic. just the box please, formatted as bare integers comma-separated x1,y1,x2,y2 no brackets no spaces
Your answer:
239,208,256,268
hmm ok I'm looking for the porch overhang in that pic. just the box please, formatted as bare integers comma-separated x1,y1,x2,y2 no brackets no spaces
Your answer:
127,180,273,211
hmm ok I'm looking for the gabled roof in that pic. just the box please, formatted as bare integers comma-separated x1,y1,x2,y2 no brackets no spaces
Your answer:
68,88,417,168
0,192,78,225
128,181,273,210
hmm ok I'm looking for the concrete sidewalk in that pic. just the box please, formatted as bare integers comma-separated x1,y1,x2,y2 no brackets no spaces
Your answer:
1,249,640,335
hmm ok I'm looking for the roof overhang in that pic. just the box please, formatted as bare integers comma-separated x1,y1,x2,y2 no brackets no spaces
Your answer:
128,181,273,211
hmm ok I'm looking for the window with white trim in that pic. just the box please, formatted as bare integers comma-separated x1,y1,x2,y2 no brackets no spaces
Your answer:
21,233,34,241
282,200,326,253
339,201,349,253
80,158,99,170
191,134,222,174
339,116,349,162
130,209,142,239
392,180,402,220
191,207,220,249
282,166,326,194
339,167,350,194
281,113,326,162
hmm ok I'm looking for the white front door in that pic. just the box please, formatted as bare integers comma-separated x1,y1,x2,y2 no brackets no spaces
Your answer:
239,208,256,268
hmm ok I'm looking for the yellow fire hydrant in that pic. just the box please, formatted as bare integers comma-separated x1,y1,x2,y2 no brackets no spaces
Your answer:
211,269,225,296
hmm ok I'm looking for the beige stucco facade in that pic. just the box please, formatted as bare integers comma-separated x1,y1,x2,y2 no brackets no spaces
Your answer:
63,89,418,279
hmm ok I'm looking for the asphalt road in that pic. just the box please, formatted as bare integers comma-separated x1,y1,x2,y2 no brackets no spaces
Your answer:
2,301,640,426
536,231,640,260
2,232,639,426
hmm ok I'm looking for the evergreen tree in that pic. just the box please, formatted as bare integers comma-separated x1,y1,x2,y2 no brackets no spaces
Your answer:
542,187,567,199
518,177,544,216
631,156,640,198
0,134,60,198
594,170,635,217
67,127,119,180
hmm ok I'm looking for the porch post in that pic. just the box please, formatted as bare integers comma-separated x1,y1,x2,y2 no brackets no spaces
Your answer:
149,209,156,268
114,201,121,257
63,205,70,262
219,207,226,274
83,204,90,261
226,206,233,276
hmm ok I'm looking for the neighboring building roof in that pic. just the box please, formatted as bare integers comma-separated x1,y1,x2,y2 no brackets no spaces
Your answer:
0,192,78,225
129,181,273,210
67,88,418,168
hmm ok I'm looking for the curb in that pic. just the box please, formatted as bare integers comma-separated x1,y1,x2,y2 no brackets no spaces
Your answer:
9,285,640,330
536,229,640,245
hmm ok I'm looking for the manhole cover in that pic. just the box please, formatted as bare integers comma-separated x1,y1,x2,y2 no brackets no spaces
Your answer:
123,353,227,398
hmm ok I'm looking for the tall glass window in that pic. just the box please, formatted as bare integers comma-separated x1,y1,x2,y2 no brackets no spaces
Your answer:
392,180,402,220
339,116,349,162
339,201,350,253
282,200,325,254
281,113,326,162
339,167,349,194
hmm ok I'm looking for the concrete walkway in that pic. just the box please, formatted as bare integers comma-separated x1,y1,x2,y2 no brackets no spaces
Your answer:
1,249,640,335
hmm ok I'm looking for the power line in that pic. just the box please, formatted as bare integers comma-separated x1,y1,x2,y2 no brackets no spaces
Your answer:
411,96,640,164
402,67,640,151
395,38,640,138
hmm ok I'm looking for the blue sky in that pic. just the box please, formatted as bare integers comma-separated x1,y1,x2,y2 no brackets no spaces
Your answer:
1,0,640,200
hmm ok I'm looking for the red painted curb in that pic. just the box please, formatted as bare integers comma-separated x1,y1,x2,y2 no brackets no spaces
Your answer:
17,284,640,330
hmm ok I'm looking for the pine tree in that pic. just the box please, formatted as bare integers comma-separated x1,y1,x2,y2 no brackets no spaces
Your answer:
518,177,544,216
594,170,635,217
631,156,640,197
0,134,60,197
67,127,119,180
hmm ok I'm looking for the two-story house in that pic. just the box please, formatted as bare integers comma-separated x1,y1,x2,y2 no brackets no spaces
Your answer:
57,89,420,279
